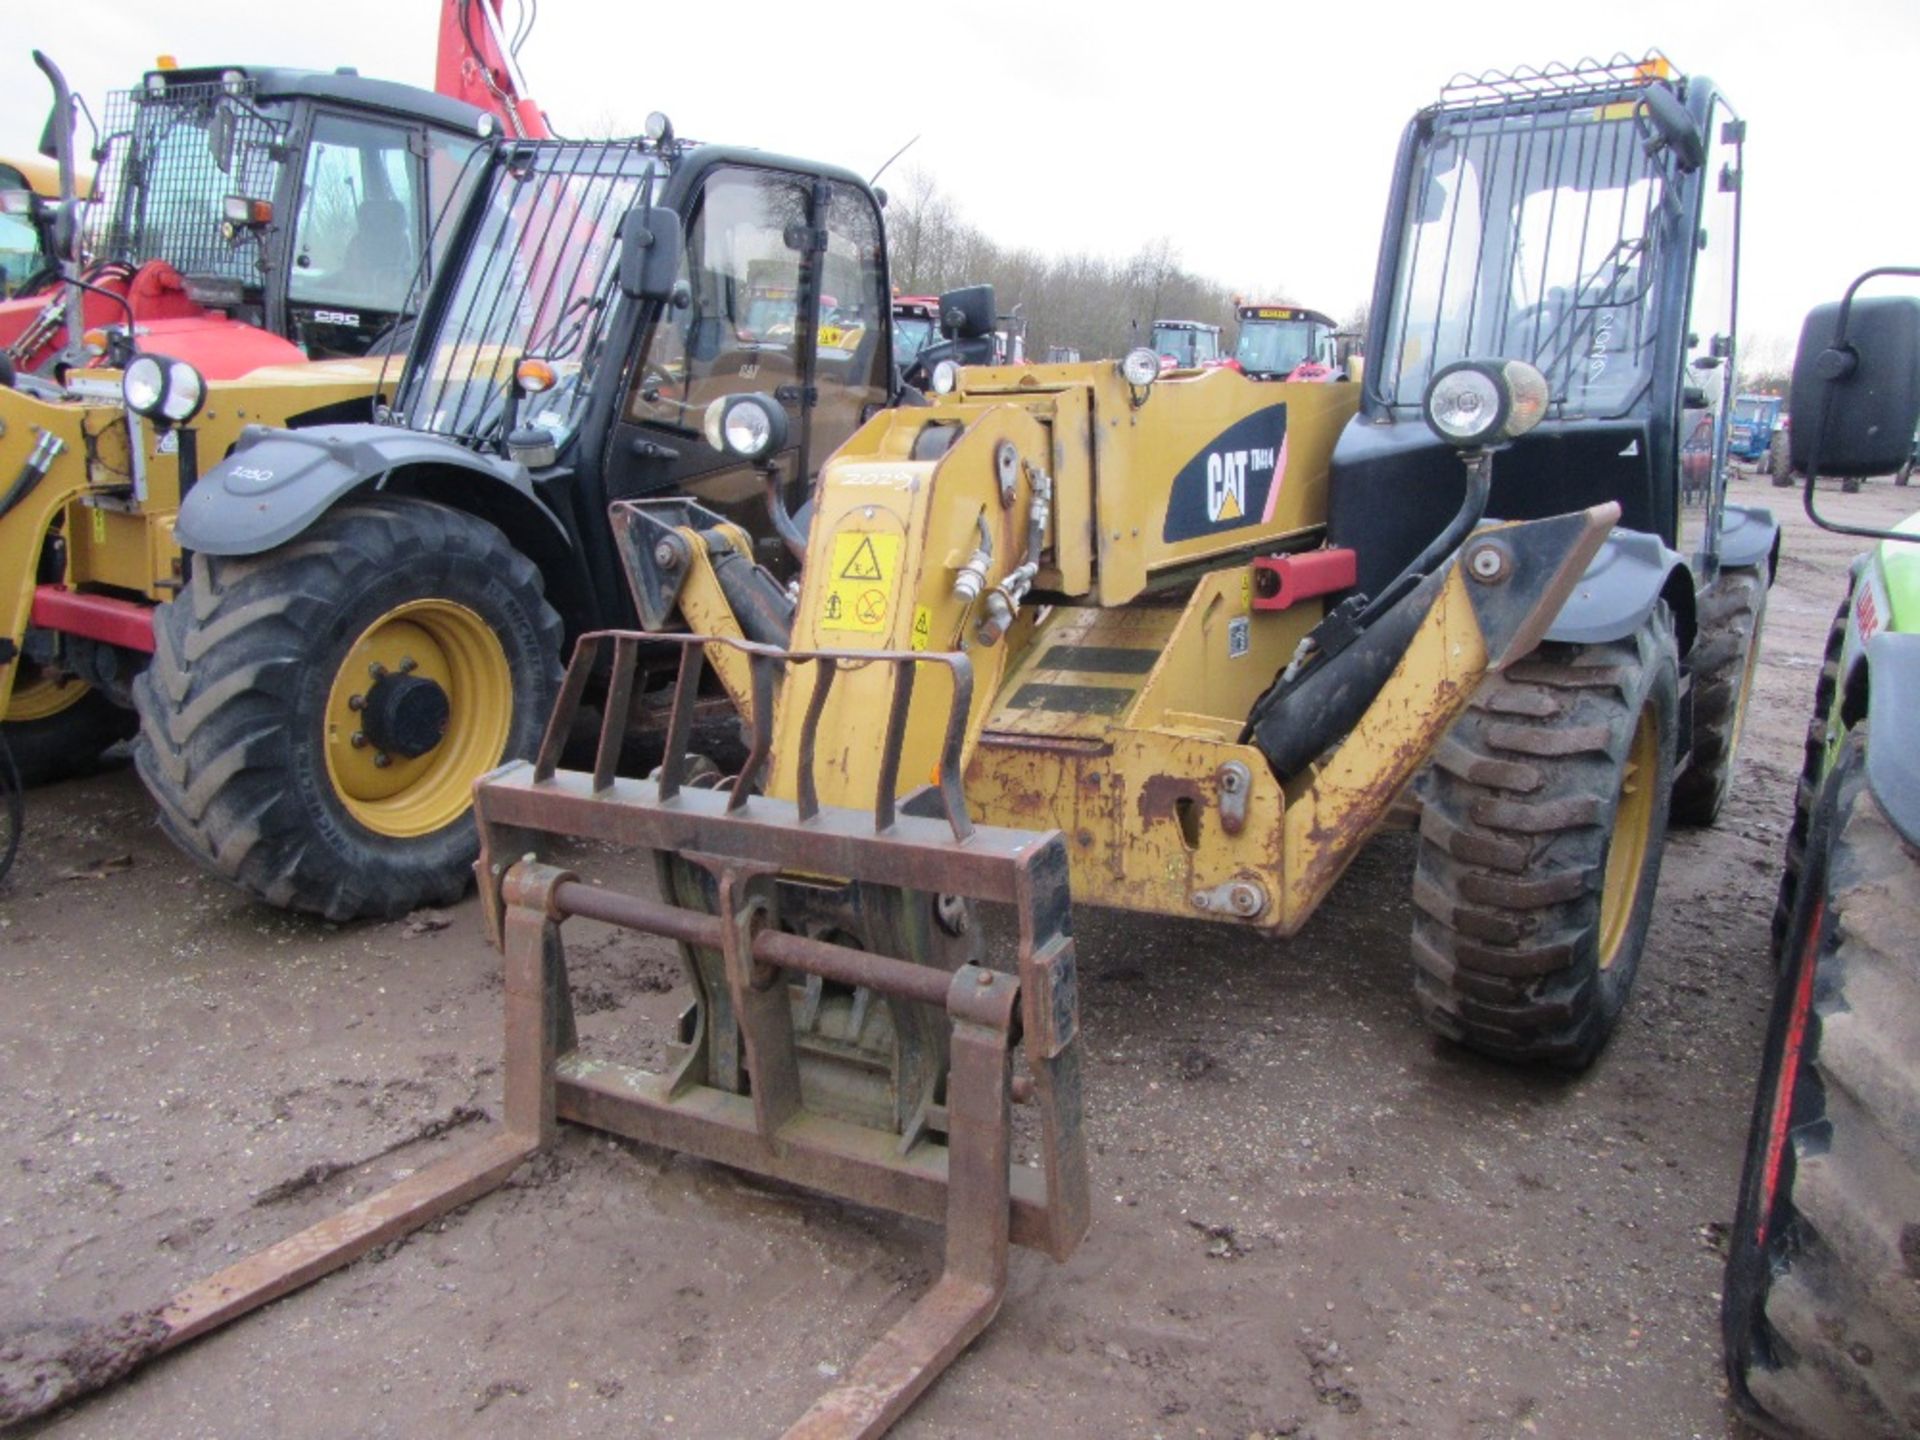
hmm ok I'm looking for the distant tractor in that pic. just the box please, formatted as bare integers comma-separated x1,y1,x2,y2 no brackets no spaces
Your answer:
1229,303,1340,379
1728,392,1783,465
1150,317,1221,371
890,293,941,370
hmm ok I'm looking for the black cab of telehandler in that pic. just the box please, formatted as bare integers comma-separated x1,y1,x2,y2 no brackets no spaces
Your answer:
1321,54,1780,1066
145,122,980,921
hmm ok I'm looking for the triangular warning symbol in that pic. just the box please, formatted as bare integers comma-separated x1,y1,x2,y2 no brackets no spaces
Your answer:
1217,487,1243,521
839,535,885,580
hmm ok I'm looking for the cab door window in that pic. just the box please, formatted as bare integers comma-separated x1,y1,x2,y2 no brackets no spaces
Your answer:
626,168,888,445
289,112,422,316
811,178,888,446
628,166,813,432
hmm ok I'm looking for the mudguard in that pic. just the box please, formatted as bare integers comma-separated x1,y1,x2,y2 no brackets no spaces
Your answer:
175,423,571,557
1716,502,1780,576
1865,632,1920,849
1543,528,1694,650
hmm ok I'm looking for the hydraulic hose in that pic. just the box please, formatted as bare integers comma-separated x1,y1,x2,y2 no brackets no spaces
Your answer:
0,429,66,523
1243,447,1495,778
764,467,809,562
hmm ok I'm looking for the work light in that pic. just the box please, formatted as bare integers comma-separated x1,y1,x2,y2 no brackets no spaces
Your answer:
122,354,206,428
1423,359,1549,447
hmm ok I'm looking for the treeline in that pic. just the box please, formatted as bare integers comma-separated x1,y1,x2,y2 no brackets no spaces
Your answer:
882,169,1267,360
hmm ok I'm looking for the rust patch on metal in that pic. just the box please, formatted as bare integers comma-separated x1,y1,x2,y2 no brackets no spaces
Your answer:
1137,772,1204,824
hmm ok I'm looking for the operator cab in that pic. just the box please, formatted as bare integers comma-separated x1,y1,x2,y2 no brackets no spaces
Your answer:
385,135,894,609
91,64,493,359
890,294,941,370
1330,55,1742,598
1151,318,1221,372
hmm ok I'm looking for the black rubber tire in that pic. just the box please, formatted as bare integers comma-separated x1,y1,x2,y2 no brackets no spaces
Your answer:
133,499,563,921
1770,432,1795,488
1772,587,1854,964
1724,728,1920,1440
1410,604,1680,1069
1,679,136,787
1672,566,1768,827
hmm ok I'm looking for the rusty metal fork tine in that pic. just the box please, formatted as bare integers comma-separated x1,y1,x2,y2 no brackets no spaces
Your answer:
593,636,640,793
728,652,778,813
873,662,917,833
796,658,838,824
936,655,976,842
535,636,601,782
783,972,1015,1440
657,641,707,802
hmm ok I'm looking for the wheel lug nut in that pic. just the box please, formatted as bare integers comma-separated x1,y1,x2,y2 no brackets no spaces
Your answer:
348,694,366,712
398,657,417,674
373,751,392,768
369,662,388,678
350,731,368,748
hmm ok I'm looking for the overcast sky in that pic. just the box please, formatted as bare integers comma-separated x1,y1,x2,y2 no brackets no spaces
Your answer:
8,1,1917,353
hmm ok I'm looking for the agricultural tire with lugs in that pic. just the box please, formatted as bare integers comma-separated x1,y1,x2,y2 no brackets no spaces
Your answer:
1671,566,1767,827
1410,604,1679,1069
1724,727,1920,1440
133,499,563,921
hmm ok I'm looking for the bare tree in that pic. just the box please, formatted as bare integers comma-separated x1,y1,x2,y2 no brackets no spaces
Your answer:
879,174,1244,360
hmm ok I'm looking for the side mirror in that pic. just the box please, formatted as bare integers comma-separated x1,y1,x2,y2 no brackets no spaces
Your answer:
938,284,995,340
1640,83,1704,173
617,205,684,302
1788,294,1920,476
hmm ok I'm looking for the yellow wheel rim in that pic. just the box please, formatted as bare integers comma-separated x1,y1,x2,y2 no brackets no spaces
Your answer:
1598,703,1660,969
5,663,90,723
322,599,512,839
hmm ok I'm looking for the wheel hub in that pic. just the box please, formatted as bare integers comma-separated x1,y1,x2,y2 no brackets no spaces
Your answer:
359,672,450,759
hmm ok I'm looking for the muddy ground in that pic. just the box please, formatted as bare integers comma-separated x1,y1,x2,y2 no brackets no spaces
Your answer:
0,476,1910,1440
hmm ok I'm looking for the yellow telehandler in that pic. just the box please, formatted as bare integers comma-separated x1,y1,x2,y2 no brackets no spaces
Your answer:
7,53,1767,1440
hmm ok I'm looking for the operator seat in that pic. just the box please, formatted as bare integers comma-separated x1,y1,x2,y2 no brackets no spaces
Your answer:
341,198,414,311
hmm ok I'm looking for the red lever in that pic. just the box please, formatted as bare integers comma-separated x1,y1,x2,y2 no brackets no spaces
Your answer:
1251,549,1357,611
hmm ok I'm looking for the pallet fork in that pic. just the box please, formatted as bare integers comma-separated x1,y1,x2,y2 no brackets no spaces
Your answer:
5,633,1088,1438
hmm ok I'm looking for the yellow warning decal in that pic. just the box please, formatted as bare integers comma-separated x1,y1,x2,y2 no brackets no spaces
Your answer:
820,530,902,634
910,605,933,651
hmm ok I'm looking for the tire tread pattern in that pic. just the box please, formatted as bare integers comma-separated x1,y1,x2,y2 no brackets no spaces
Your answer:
133,499,563,921
1410,608,1677,1068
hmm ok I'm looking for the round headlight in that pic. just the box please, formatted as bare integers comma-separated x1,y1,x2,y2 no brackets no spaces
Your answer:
930,359,961,395
644,111,673,144
1119,347,1160,388
159,358,206,425
724,400,773,456
123,355,166,417
701,394,788,461
1424,361,1509,447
